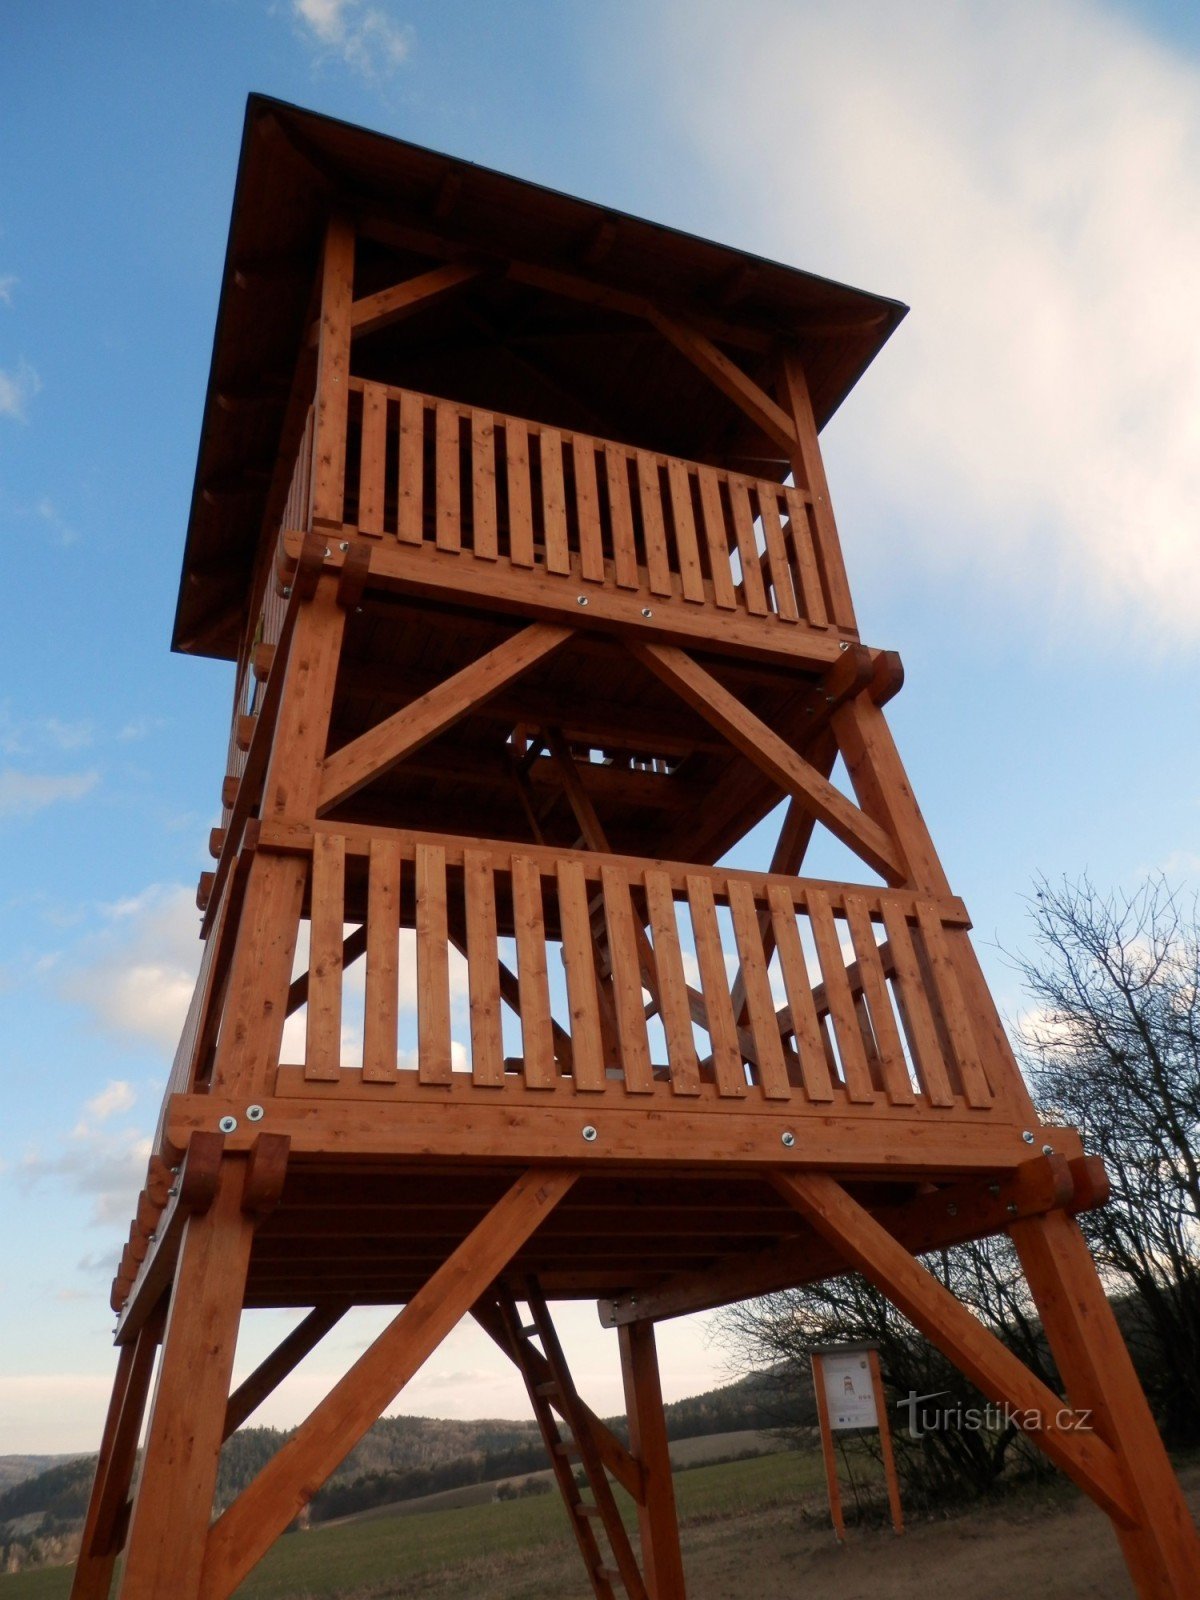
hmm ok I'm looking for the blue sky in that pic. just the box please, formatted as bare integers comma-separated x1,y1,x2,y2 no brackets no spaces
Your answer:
2,0,1198,1455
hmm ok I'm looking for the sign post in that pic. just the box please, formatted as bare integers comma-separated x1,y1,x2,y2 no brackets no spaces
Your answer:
810,1342,903,1540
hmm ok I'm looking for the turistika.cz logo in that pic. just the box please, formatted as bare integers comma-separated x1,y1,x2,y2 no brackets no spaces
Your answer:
897,1391,1094,1439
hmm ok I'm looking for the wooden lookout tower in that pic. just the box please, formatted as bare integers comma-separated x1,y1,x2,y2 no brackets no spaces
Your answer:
76,97,1200,1598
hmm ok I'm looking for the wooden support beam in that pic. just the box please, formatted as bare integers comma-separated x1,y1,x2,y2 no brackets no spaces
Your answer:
619,1320,687,1598
631,641,905,884
200,1168,578,1597
223,1303,350,1440
347,260,486,342
646,309,795,455
771,1169,1136,1525
318,623,572,812
312,214,355,528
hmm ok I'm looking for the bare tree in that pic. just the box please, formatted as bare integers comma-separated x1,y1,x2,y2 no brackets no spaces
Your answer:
1015,875,1200,1441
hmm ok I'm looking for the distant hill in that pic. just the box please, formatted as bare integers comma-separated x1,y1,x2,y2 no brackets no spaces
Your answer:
0,1459,83,1495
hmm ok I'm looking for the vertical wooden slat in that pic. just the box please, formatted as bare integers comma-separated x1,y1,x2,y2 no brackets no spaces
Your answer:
362,838,401,1081
807,891,876,1102
506,419,535,567
726,880,790,1100
462,849,503,1087
601,866,655,1093
844,894,916,1106
311,216,354,528
557,859,606,1092
357,383,387,538
781,352,857,631
757,487,800,622
434,402,461,552
573,437,605,583
685,874,746,1097
471,412,498,560
914,901,993,1107
726,479,769,615
643,870,700,1095
397,391,425,545
511,855,556,1088
783,487,829,628
305,833,344,1081
605,448,640,590
665,459,705,603
538,428,572,576
765,884,835,1103
696,469,737,610
878,901,955,1107
636,452,674,597
416,842,452,1083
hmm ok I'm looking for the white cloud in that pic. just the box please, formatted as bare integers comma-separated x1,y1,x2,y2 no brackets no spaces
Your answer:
81,1080,137,1127
293,0,412,78
646,0,1200,645
62,884,202,1053
0,356,41,421
0,275,16,307
0,767,99,818
22,1125,153,1227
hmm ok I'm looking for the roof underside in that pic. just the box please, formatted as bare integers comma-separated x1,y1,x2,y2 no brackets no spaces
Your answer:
175,95,907,660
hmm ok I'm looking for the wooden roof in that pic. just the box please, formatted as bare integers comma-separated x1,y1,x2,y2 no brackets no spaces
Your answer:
175,94,907,660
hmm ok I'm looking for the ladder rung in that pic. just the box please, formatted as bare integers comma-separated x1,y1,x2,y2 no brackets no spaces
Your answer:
554,1441,581,1461
519,1323,539,1338
534,1380,559,1397
574,1502,603,1519
596,1567,621,1583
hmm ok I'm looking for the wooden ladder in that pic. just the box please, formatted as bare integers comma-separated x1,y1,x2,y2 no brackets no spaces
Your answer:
495,1283,649,1600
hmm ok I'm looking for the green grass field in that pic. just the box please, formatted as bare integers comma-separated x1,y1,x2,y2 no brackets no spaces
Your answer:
0,1447,840,1600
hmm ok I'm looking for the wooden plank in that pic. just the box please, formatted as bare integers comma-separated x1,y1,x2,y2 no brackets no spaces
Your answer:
556,858,606,1092
726,880,790,1099
773,1172,1135,1524
915,900,993,1107
470,412,498,559
665,459,704,604
357,382,387,537
505,418,535,567
778,353,856,630
397,390,425,545
633,643,906,885
806,889,875,1103
878,901,955,1108
573,435,605,583
695,469,737,610
305,832,345,1081
647,310,797,454
416,843,452,1084
319,623,571,811
685,873,746,1098
349,260,485,340
511,855,556,1089
463,849,504,1087
201,1170,579,1598
538,427,571,576
311,215,355,527
434,402,461,553
601,865,655,1093
726,478,769,615
618,1322,687,1599
605,447,640,590
644,869,700,1095
765,884,835,1103
843,892,916,1106
636,451,674,597
756,486,800,622
783,486,828,627
362,838,401,1082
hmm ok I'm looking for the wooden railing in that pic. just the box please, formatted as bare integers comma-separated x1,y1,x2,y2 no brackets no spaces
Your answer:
272,825,1005,1117
339,380,847,633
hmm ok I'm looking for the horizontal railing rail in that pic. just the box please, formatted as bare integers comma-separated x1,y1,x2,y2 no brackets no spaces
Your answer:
337,379,841,633
265,823,1004,1117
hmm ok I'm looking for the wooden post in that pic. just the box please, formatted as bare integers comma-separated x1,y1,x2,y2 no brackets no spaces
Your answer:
867,1348,904,1536
119,1158,256,1598
619,1320,687,1599
809,1351,847,1542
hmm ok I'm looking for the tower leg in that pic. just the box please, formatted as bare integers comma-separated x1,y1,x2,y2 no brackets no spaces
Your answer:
619,1320,687,1600
118,1157,255,1598
1010,1209,1200,1599
70,1311,162,1599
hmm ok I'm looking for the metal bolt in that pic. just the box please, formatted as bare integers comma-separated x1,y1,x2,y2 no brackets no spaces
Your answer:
576,595,589,606
168,1185,179,1198
1022,1130,1035,1145
641,607,653,619
781,1130,796,1148
247,1104,265,1122
946,1203,958,1217
988,1184,1001,1197
282,586,292,598
839,640,850,651
1042,1143,1055,1156
218,1114,238,1134
581,1124,598,1143
148,1232,156,1242
339,541,349,552
323,546,332,559
1006,1203,1019,1216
